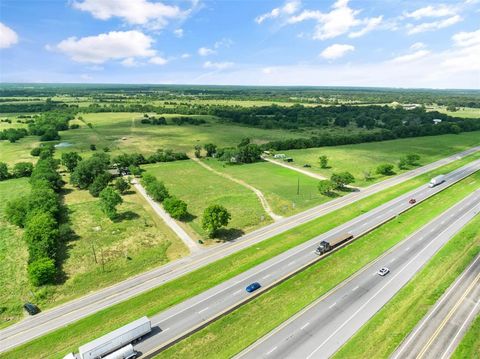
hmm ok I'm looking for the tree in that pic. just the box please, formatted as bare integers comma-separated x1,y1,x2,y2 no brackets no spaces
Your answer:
24,211,59,261
330,172,355,189
202,204,231,237
99,187,123,220
5,196,29,227
204,143,217,157
238,137,250,147
164,197,188,220
146,180,170,202
71,153,110,189
317,180,334,196
61,152,82,172
129,165,142,177
236,144,262,163
28,182,60,218
406,153,420,166
114,177,131,194
398,158,408,170
12,162,34,178
30,158,63,191
194,145,201,158
376,163,395,176
319,155,328,169
88,173,112,197
363,170,373,181
90,144,96,151
28,257,57,286
0,162,9,180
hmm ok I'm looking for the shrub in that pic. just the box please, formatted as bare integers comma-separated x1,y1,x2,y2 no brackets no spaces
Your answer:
164,197,188,220
28,258,56,286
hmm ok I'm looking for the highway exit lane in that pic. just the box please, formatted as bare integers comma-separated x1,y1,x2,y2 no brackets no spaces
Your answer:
237,190,480,359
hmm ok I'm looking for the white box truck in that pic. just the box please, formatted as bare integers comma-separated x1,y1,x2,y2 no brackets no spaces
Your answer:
64,317,151,359
429,174,446,188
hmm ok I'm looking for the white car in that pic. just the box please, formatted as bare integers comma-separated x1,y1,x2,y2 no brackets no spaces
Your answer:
377,267,390,276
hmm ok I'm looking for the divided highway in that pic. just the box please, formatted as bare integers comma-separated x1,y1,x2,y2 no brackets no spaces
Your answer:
392,254,480,359
128,161,480,357
237,190,480,359
0,148,479,353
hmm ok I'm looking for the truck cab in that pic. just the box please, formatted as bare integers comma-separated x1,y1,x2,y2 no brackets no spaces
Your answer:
315,241,330,255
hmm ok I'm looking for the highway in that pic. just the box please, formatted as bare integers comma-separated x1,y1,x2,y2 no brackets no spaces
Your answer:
125,161,480,357
391,254,480,359
236,190,480,359
0,147,478,353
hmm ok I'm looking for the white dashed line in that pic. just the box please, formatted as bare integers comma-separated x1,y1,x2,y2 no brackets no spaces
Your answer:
352,286,359,292
288,261,295,266
301,322,310,330
328,302,337,309
390,258,396,263
266,346,278,355
263,274,271,279
198,307,209,314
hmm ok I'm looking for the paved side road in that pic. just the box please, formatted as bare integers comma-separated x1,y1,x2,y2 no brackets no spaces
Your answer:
236,191,480,359
391,254,480,359
0,147,478,353
130,163,480,357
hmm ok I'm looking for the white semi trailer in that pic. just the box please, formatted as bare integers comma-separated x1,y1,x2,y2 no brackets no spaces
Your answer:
63,317,151,359
429,174,446,188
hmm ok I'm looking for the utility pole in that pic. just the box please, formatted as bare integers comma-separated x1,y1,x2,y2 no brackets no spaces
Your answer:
297,177,300,195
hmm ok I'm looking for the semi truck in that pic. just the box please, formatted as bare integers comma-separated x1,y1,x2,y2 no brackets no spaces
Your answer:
429,174,446,188
315,233,354,255
63,317,151,359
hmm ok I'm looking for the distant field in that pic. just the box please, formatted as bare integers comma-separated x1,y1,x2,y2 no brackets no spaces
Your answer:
144,160,272,240
203,159,336,216
428,106,480,119
0,176,187,325
281,131,480,187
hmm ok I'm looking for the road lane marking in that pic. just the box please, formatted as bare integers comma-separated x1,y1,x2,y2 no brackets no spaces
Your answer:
263,274,271,279
198,307,209,314
328,302,337,309
288,261,295,266
352,286,359,292
266,346,277,355
301,322,310,330
390,258,396,263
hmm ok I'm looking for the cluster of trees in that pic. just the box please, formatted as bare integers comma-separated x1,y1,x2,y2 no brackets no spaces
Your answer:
0,161,34,181
28,111,75,141
318,172,355,195
200,139,263,164
0,128,28,143
141,174,189,220
0,99,77,113
5,152,66,286
171,116,206,126
112,149,188,170
140,116,167,125
68,152,112,196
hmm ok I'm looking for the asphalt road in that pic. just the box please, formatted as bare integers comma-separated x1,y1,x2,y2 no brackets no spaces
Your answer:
391,254,480,359
237,190,480,359
128,162,480,357
1,147,479,353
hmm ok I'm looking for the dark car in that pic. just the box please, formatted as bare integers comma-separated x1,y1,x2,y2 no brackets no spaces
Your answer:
303,164,312,168
246,282,261,293
409,198,416,204
23,302,40,315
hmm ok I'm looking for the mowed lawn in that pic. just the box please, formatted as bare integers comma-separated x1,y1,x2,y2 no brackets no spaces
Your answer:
144,160,272,240
0,178,30,326
429,106,480,119
281,131,480,187
0,175,188,325
203,159,336,217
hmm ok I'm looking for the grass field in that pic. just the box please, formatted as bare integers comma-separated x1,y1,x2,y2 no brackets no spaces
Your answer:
333,211,480,359
156,171,480,359
452,312,480,359
0,178,30,327
0,176,187,325
143,160,271,239
4,151,479,359
428,106,480,119
280,131,480,187
203,158,338,216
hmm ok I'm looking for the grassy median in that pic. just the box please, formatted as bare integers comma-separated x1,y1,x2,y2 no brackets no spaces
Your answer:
155,171,480,358
3,152,480,359
333,212,480,358
452,312,480,359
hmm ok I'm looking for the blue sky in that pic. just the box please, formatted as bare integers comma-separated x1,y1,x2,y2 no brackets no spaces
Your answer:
0,0,479,88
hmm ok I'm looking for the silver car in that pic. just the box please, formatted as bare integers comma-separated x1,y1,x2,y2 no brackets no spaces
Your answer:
377,267,390,276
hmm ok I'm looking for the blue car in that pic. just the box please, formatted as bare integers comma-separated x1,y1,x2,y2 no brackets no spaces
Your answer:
246,282,261,293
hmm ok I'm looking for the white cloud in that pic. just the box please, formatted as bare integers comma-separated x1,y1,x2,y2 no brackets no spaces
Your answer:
55,30,155,64
173,28,184,38
442,28,480,72
286,0,382,40
320,44,354,59
121,57,140,67
214,38,233,49
198,47,216,56
404,4,457,19
390,50,430,63
410,42,426,50
255,0,301,24
149,56,168,65
203,61,234,70
407,15,462,34
72,0,187,29
0,22,19,49
452,28,480,47
181,53,191,59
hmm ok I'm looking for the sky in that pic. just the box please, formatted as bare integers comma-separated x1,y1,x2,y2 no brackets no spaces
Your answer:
0,0,479,89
